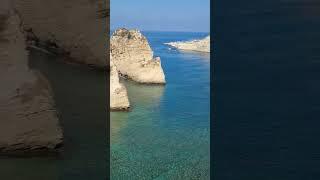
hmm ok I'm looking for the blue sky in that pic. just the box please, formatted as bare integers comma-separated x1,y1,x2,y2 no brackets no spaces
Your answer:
110,0,210,32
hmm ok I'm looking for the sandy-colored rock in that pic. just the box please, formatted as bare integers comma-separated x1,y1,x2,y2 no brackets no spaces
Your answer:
165,36,210,53
14,0,107,68
0,7,62,153
110,57,130,110
111,28,165,84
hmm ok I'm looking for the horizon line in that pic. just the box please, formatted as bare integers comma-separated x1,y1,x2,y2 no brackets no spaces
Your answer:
110,28,210,34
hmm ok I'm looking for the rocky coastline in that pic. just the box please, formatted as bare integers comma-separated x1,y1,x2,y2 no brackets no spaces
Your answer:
110,28,166,110
1,0,164,153
0,0,107,154
165,35,210,53
0,6,63,154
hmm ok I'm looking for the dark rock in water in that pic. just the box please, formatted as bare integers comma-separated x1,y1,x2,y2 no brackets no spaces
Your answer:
0,0,108,155
0,5,63,155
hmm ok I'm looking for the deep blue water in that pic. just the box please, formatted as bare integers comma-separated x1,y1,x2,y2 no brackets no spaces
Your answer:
213,0,320,179
111,32,210,179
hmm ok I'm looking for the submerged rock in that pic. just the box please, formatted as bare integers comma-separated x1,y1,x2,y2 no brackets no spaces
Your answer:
110,58,130,110
165,36,210,53
0,8,62,153
111,28,166,84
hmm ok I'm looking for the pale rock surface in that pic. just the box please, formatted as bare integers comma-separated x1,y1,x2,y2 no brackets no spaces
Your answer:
0,7,62,153
110,57,130,110
165,36,210,53
111,28,166,84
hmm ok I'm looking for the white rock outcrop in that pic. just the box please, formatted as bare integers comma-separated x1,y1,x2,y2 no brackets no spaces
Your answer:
165,36,210,53
110,57,130,110
0,7,62,153
111,28,166,84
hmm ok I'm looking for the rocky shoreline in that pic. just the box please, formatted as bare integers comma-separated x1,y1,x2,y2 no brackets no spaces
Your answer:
0,0,107,155
165,35,210,53
1,0,165,153
110,28,166,110
0,7,63,154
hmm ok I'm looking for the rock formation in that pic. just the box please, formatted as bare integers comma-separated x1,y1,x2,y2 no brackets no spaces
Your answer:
110,57,130,110
110,28,166,84
0,7,62,153
165,36,210,53
14,0,107,68
0,0,109,154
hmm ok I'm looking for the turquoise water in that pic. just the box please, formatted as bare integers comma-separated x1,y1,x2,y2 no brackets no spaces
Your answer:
111,32,210,179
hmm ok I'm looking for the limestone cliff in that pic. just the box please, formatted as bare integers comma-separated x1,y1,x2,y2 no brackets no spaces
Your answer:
0,0,113,153
13,1,112,113
111,28,165,84
110,57,130,110
14,0,107,68
0,7,62,153
165,36,210,53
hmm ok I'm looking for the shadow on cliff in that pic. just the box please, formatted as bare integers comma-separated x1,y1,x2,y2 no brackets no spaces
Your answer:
26,49,108,179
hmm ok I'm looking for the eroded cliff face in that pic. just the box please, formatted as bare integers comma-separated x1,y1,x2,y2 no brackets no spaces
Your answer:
0,7,62,153
110,57,130,110
165,36,210,53
14,0,107,67
111,28,166,84
0,0,109,153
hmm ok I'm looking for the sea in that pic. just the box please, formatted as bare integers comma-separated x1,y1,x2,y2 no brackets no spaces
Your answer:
110,31,210,179
0,31,210,179
213,0,320,179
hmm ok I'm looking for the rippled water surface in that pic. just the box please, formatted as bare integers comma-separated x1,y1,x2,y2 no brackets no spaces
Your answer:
111,32,210,179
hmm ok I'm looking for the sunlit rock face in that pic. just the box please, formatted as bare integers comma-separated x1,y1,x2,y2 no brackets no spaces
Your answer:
0,7,62,153
110,28,166,84
165,36,210,53
14,0,107,68
110,57,130,110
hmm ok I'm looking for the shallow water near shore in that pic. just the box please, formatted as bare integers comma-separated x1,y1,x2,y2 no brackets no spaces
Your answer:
111,31,210,179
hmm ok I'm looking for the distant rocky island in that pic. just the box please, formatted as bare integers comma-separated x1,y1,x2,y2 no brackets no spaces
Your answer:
165,36,210,53
110,28,166,110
